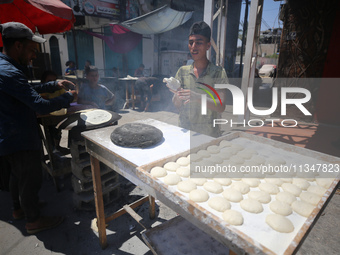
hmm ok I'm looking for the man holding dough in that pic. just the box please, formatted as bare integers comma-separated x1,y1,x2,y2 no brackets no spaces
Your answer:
171,21,228,137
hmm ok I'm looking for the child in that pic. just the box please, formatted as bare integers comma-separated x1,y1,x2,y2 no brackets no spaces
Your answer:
77,66,115,110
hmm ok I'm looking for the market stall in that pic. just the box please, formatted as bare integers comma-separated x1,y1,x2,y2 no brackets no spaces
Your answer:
82,119,339,254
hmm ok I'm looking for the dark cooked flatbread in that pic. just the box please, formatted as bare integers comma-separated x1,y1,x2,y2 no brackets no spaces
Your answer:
110,123,163,148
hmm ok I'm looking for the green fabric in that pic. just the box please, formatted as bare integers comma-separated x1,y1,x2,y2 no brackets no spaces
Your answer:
175,62,229,137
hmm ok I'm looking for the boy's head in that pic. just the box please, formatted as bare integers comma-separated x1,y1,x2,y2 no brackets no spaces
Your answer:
41,70,57,83
86,66,99,87
188,21,211,61
189,21,211,42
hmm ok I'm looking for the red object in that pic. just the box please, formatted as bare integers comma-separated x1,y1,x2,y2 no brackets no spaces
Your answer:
0,0,75,46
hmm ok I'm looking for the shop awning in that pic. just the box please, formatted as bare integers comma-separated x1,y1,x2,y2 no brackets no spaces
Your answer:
118,5,193,35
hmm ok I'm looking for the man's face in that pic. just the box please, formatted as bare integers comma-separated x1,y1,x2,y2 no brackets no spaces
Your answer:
17,40,38,66
86,71,99,87
188,34,211,62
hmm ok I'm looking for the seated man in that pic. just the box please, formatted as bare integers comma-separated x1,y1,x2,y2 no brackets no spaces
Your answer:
77,66,115,110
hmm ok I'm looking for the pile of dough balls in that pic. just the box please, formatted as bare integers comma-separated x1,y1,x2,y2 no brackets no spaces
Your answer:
147,139,335,234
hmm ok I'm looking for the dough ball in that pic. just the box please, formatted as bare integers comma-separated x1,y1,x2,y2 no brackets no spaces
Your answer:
316,178,334,189
177,180,197,193
208,155,224,164
259,182,280,194
304,177,315,182
300,191,321,206
207,145,220,154
208,197,231,212
232,178,242,181
230,156,245,164
231,182,250,194
292,200,314,217
164,162,180,172
237,151,254,160
266,157,286,166
266,214,294,233
189,189,209,202
189,153,201,162
292,178,310,190
231,144,244,151
213,178,232,186
242,178,260,187
203,181,223,194
190,178,207,186
251,156,266,164
219,140,233,148
197,150,210,158
307,185,327,196
164,174,181,185
176,167,190,177
281,178,293,183
176,157,190,166
219,147,235,157
248,191,271,204
222,210,243,225
265,178,283,186
222,188,243,202
270,200,292,216
240,199,263,213
150,167,167,178
281,183,302,196
276,192,296,205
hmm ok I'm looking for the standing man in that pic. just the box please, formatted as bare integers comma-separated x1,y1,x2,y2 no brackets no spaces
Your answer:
172,21,228,137
0,22,77,234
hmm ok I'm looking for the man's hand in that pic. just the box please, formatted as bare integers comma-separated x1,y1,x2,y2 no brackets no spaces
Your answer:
177,89,200,105
57,80,76,90
68,90,78,102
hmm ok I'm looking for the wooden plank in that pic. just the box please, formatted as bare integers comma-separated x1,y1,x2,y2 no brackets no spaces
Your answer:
90,155,107,249
105,196,149,223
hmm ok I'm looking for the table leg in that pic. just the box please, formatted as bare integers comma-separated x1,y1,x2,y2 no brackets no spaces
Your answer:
131,81,135,110
90,155,108,249
124,81,129,109
148,196,156,219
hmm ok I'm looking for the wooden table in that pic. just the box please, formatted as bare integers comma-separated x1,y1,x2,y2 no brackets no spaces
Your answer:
82,119,212,249
119,77,139,109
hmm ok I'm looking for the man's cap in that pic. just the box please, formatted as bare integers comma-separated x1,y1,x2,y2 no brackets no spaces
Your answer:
189,21,211,40
0,22,46,43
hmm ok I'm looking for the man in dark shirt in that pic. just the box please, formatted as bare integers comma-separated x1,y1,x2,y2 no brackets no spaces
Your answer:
0,22,77,234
